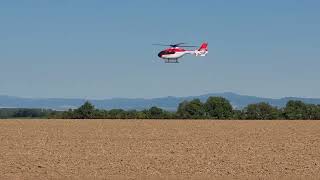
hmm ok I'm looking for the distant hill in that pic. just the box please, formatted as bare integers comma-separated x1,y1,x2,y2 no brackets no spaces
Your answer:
1,92,320,110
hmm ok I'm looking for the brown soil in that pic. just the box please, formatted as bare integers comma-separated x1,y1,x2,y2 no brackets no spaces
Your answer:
0,120,320,179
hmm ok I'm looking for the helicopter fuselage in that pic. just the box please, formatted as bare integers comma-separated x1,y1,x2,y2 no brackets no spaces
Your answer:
155,42,208,63
158,48,194,60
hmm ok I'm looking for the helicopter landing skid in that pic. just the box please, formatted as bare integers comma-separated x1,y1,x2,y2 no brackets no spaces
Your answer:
165,59,179,63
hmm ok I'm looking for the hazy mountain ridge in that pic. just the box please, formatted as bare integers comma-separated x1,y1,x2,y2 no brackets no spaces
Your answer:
1,93,320,110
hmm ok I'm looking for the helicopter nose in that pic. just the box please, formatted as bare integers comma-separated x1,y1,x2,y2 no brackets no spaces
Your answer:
158,51,164,58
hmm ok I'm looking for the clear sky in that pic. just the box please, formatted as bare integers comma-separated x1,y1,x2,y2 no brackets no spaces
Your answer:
1,0,320,99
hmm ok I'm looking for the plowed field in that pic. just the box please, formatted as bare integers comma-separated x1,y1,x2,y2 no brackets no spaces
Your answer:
1,120,320,179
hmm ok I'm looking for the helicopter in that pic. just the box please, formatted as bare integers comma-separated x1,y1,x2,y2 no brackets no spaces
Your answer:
153,42,208,63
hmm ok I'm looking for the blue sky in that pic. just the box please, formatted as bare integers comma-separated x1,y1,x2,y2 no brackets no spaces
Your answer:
1,0,320,99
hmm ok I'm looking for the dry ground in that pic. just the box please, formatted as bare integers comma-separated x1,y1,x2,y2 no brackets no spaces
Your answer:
0,120,320,179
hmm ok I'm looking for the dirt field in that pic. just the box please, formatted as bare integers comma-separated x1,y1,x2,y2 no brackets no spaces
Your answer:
0,120,320,179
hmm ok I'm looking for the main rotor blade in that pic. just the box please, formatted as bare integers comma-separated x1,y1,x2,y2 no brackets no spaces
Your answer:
152,43,196,47
178,45,197,47
172,43,187,46
152,44,171,46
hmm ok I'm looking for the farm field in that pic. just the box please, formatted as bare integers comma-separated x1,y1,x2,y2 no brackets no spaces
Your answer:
0,120,320,179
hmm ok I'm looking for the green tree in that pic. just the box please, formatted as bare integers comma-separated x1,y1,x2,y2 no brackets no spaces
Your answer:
306,104,320,120
136,110,148,119
93,109,106,119
74,101,96,119
177,99,204,119
126,110,139,119
232,109,246,120
177,100,189,119
204,97,233,119
148,106,165,119
284,100,307,120
108,109,126,119
244,102,280,120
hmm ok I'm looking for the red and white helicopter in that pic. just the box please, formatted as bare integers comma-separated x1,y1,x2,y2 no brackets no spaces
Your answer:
153,42,208,63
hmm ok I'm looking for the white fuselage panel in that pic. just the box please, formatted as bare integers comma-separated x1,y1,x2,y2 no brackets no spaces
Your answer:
161,51,193,59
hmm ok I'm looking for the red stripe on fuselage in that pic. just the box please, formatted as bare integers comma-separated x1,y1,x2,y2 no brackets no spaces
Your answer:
163,48,187,52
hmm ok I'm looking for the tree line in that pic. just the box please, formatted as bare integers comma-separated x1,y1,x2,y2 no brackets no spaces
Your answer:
1,97,320,119
0,108,57,119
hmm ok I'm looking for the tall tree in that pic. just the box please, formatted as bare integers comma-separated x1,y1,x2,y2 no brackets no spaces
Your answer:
74,101,96,119
177,99,204,119
204,97,233,119
284,100,307,120
244,102,280,120
148,106,165,119
306,104,320,120
177,100,189,119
